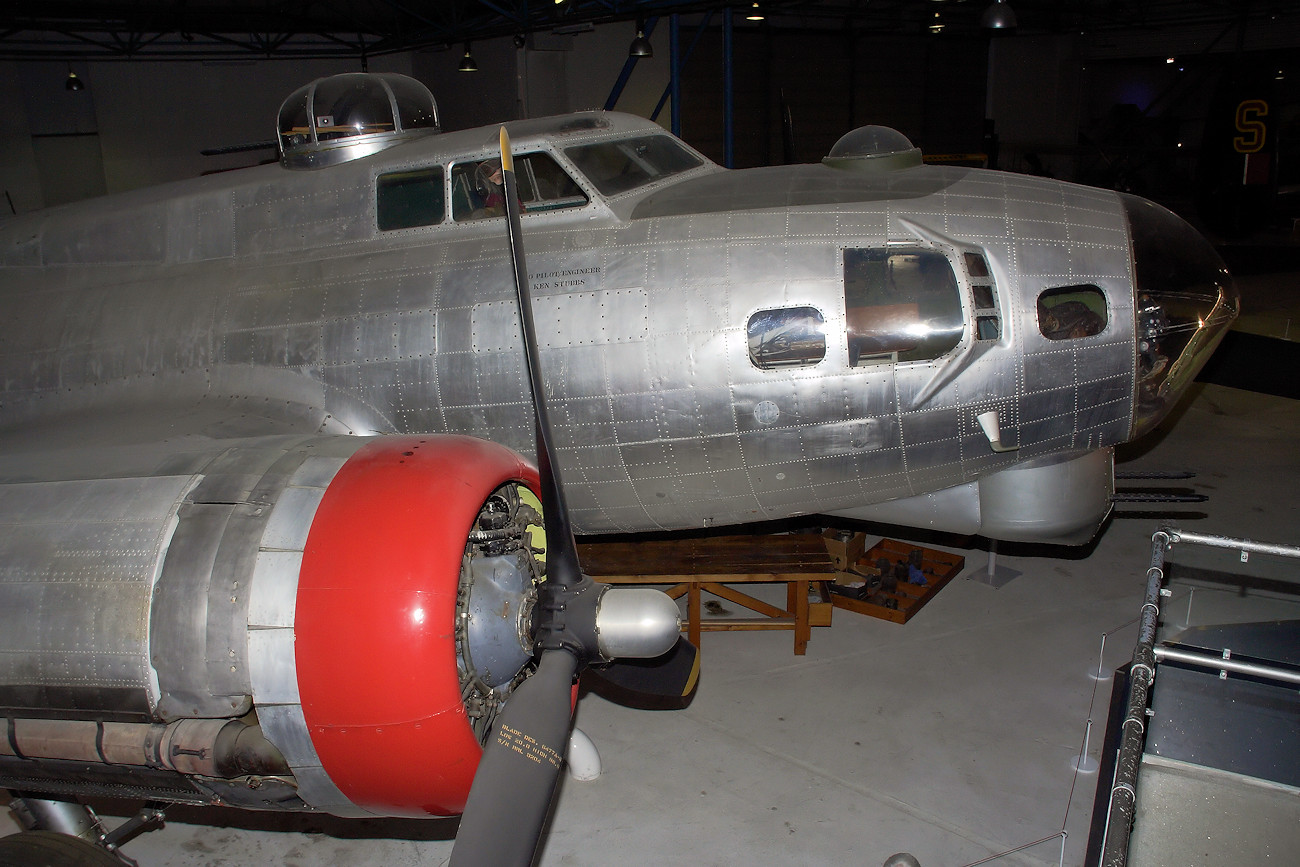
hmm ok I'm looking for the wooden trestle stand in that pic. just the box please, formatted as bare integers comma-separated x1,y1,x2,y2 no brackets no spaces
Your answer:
578,533,836,656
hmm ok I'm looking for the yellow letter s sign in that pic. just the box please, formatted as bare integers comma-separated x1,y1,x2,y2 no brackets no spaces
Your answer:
1233,99,1268,154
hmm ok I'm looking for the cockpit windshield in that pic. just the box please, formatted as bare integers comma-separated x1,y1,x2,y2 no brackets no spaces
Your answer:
564,135,702,196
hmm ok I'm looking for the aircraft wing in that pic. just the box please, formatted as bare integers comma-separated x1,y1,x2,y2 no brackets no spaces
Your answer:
0,395,367,485
0,395,388,726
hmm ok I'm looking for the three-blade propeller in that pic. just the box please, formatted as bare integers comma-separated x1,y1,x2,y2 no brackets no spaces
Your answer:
449,130,698,867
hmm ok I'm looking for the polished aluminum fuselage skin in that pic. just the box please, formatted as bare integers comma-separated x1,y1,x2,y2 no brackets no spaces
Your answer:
0,104,1238,816
0,112,1158,538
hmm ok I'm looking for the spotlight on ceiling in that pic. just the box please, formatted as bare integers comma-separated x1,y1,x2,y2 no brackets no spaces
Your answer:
930,12,945,34
458,43,478,72
629,21,653,57
65,68,85,92
746,3,765,22
981,0,1017,30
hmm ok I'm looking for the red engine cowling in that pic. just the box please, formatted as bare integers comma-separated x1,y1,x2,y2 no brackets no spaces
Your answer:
0,433,541,819
295,435,539,817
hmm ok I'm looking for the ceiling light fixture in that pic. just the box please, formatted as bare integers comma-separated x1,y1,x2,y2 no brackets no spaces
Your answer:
458,43,478,72
629,20,653,57
930,12,945,33
746,3,765,22
65,67,85,92
981,0,1017,30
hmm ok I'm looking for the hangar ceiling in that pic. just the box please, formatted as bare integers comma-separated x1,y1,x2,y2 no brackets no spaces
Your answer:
0,1,1295,60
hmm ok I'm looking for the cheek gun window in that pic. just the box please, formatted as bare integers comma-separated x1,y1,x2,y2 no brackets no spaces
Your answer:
748,307,827,369
377,167,445,231
843,248,964,367
1037,285,1107,340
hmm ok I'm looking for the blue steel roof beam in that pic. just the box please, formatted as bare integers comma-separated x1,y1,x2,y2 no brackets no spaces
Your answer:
472,0,530,26
310,31,378,53
368,0,458,32
0,29,371,59
49,28,128,56
113,28,170,56
249,32,297,56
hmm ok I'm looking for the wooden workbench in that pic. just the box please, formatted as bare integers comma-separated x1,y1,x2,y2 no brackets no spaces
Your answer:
577,533,836,655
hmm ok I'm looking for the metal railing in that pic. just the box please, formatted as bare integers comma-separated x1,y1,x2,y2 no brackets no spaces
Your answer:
1098,526,1300,866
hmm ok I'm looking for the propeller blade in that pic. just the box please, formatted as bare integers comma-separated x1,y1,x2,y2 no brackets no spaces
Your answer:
450,129,698,866
450,649,578,866
450,129,593,867
586,635,700,708
500,127,582,591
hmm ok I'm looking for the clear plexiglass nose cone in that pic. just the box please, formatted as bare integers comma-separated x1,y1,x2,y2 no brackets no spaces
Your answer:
1122,193,1239,438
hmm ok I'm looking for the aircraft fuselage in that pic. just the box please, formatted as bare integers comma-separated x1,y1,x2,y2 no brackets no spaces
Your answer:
0,111,1236,542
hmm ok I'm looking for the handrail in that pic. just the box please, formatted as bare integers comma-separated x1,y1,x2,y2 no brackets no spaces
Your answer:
1154,645,1300,686
1098,528,1170,867
1099,526,1300,866
1164,528,1300,560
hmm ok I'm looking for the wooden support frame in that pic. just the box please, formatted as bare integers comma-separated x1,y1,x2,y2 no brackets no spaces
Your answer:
662,576,813,654
578,534,836,656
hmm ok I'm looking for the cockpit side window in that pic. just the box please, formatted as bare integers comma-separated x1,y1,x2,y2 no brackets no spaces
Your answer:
565,135,703,196
844,248,964,367
377,167,445,231
451,151,588,221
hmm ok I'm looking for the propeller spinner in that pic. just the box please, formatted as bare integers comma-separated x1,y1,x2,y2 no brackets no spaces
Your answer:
449,130,698,867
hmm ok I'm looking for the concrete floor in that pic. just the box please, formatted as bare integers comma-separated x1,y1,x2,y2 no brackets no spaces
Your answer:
4,288,1298,867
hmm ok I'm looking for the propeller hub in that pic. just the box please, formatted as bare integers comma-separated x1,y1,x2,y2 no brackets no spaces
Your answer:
532,576,602,660
595,587,682,659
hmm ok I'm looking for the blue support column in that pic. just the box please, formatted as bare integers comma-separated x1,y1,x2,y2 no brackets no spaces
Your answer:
653,12,714,126
670,14,682,136
723,7,735,168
